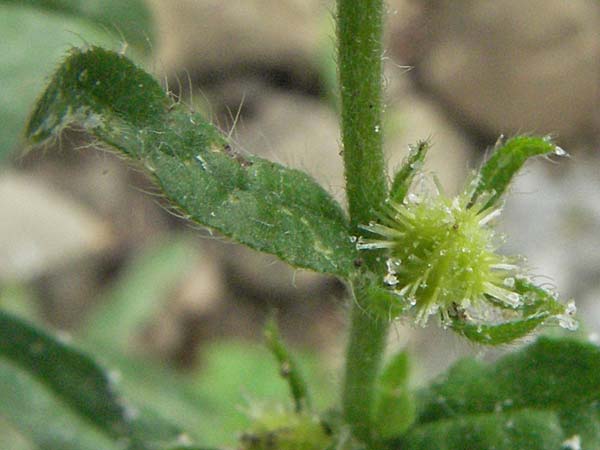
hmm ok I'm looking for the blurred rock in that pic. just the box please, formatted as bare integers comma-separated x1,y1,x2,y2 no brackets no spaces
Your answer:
385,86,474,195
149,0,331,92
500,150,600,332
403,0,600,142
0,171,112,282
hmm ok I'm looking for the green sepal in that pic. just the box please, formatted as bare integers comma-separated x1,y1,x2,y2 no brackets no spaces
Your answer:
469,136,561,211
373,350,416,441
450,278,572,345
389,140,429,205
26,46,356,278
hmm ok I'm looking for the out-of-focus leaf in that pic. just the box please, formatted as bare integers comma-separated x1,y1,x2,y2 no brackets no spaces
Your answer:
26,46,356,277
193,340,336,447
0,360,120,450
374,350,415,440
0,310,203,450
83,237,198,349
0,0,153,162
397,337,600,449
4,0,155,52
0,310,134,439
0,417,35,450
469,136,560,211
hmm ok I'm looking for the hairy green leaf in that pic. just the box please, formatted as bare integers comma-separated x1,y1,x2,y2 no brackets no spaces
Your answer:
397,337,600,449
389,140,429,205
26,46,356,277
470,136,561,211
0,0,153,161
374,350,415,440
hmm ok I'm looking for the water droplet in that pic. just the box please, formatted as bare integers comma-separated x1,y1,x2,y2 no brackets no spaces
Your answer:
565,300,577,316
554,146,568,157
349,236,357,243
386,258,401,273
374,125,380,133
503,277,515,288
407,193,419,203
557,300,578,331
383,273,399,286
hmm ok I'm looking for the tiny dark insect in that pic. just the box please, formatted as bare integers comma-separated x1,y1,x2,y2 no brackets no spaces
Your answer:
353,258,364,268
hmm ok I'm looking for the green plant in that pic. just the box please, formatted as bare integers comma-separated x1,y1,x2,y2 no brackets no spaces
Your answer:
1,1,596,449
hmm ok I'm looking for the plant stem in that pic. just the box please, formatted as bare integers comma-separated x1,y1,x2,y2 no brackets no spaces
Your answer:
337,0,388,443
343,287,389,443
337,0,387,231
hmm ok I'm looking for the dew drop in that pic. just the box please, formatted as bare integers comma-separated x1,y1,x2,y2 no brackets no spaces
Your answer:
503,277,515,288
349,236,358,243
374,125,381,133
557,300,578,331
407,193,419,203
554,146,568,157
383,273,399,286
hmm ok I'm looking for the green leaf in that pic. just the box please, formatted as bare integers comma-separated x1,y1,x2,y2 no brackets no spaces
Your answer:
469,136,561,211
450,279,570,345
0,359,121,450
398,337,600,449
0,1,153,161
389,140,429,205
26,46,356,277
374,350,415,440
0,310,196,450
264,316,311,412
83,237,198,349
0,310,135,439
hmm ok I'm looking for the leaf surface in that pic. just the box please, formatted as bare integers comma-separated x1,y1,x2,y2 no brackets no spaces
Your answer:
0,0,152,161
26,46,356,277
397,337,600,449
0,310,198,450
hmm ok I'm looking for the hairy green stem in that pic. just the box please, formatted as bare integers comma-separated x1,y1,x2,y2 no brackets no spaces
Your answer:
337,0,387,230
338,1,388,441
343,290,389,443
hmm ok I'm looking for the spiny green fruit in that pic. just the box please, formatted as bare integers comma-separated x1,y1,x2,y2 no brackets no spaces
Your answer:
358,181,518,326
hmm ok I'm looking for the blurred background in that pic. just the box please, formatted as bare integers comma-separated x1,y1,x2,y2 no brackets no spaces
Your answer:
1,0,599,447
